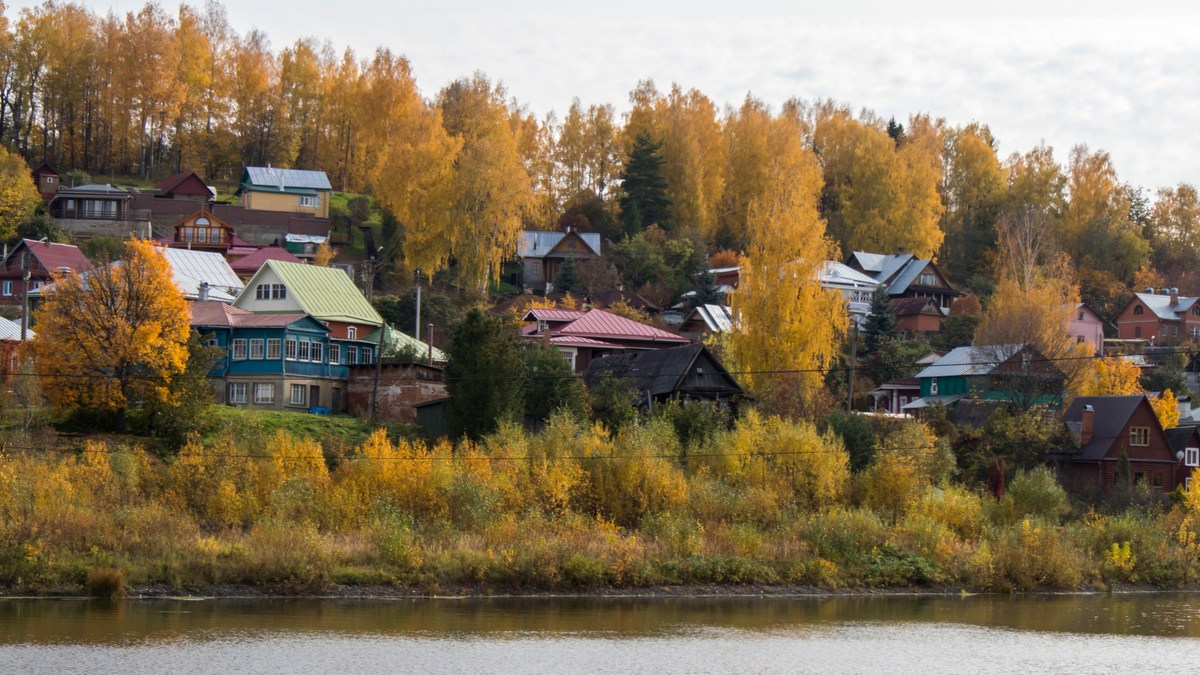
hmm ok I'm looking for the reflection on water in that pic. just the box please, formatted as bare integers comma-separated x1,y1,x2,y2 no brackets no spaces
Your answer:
1,595,1198,673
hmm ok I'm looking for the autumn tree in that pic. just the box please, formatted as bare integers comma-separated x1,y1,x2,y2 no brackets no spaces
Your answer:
940,123,1006,285
1146,184,1200,287
727,111,845,415
1073,356,1143,398
438,74,532,295
31,239,190,430
0,147,40,239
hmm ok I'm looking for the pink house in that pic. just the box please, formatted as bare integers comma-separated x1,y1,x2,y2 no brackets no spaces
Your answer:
1069,303,1105,355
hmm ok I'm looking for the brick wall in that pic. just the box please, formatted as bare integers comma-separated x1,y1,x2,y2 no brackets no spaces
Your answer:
347,364,446,422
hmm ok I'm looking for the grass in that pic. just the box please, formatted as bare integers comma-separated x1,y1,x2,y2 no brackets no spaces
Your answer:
198,405,420,452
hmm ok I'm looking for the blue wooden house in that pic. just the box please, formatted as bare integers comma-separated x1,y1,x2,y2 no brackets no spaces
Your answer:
191,301,353,412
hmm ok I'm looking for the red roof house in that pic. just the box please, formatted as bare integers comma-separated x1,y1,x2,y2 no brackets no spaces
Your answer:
0,239,92,307
522,308,690,373
228,246,303,280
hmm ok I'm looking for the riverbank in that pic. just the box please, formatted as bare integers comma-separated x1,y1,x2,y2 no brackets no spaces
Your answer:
4,415,1200,598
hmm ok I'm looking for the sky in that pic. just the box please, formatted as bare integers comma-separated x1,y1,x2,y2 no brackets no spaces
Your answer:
8,0,1200,189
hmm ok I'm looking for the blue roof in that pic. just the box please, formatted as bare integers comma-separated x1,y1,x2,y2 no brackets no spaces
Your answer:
241,167,332,192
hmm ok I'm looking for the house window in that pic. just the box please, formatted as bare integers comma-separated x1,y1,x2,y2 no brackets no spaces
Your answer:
347,326,357,340
299,195,320,208
1134,305,1144,316
1,281,10,296
362,347,372,364
249,339,264,360
1186,447,1199,467
290,383,307,406
1135,327,1142,338
32,281,41,290
298,340,310,361
1192,327,1200,338
348,345,359,364
311,342,324,363
271,284,287,299
919,273,937,286
1129,426,1150,446
228,383,247,404
266,339,281,359
930,378,939,396
253,383,275,404
1153,473,1163,488
1193,306,1200,316
329,344,340,365
1077,336,1085,343
1078,311,1085,320
197,228,208,244
1188,477,1194,492
285,338,297,360
231,339,247,361
256,284,270,300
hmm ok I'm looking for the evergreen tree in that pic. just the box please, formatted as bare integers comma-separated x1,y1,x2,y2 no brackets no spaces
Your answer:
523,343,588,422
862,288,898,353
552,258,581,295
445,309,525,439
619,131,673,237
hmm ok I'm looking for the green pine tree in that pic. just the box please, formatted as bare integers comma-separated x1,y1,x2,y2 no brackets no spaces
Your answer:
862,287,898,353
619,131,673,237
445,309,525,439
553,258,581,295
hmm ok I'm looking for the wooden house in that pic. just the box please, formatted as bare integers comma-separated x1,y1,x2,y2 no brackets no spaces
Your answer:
517,228,602,290
1050,395,1189,496
906,344,1065,413
30,163,60,200
236,167,331,219
0,239,92,308
584,343,742,410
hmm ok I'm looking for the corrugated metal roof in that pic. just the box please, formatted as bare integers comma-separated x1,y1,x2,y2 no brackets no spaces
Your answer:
363,325,447,362
819,261,878,287
548,335,622,348
189,301,316,329
263,260,382,326
885,258,929,294
848,252,887,273
56,183,130,196
916,344,1025,379
691,304,734,333
15,239,92,275
517,230,601,258
0,315,32,341
242,167,332,191
161,248,244,301
558,309,690,343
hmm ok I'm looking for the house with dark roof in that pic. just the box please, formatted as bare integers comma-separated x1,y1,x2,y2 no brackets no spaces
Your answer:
1050,395,1188,497
190,301,347,412
163,208,236,254
1114,288,1200,345
152,172,214,202
0,239,92,308
228,245,302,280
584,343,742,410
521,307,690,373
234,260,382,369
30,163,60,200
49,184,138,224
906,343,1065,413
517,228,602,290
237,167,332,219
891,296,945,337
846,252,962,328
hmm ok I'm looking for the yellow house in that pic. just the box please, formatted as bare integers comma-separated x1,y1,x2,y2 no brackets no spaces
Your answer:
236,167,332,219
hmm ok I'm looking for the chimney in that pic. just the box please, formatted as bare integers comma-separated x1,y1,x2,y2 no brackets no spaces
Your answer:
1171,290,1179,306
1081,404,1094,444
198,281,210,302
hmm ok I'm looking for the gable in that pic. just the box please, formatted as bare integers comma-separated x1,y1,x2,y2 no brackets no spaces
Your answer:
546,231,601,257
260,260,382,326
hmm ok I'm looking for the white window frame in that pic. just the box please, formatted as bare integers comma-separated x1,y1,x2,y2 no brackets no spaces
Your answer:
271,283,287,300
329,343,340,365
1130,426,1150,447
347,326,357,340
299,195,320,208
253,383,275,404
228,382,247,404
290,383,307,406
266,338,281,360
930,378,939,396
298,340,310,362
249,339,264,360
362,347,372,364
1186,447,1199,467
348,345,359,364
2,280,10,296
231,339,247,361
256,284,270,300
285,338,297,360
311,342,324,363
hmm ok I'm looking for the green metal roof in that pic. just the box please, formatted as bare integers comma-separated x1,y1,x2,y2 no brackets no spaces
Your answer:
365,325,447,363
265,260,382,326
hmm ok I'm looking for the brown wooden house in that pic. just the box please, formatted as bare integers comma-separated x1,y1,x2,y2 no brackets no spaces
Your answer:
167,208,236,253
584,343,742,410
1050,395,1187,497
30,163,60,200
0,239,92,308
153,172,213,202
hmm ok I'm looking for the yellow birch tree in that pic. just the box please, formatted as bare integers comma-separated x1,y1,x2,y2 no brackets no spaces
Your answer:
727,112,845,414
31,240,190,430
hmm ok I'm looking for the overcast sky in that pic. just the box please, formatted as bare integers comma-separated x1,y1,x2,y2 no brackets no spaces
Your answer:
8,1,1200,189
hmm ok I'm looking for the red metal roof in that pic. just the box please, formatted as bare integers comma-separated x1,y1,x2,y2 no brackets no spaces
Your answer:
558,309,689,343
20,239,92,275
548,335,622,348
230,246,303,272
154,172,210,196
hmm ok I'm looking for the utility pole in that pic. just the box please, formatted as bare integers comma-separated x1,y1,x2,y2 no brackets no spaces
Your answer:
19,252,30,342
362,256,376,304
414,268,422,342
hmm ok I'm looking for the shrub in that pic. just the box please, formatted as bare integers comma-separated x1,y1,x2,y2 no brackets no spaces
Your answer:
86,567,126,599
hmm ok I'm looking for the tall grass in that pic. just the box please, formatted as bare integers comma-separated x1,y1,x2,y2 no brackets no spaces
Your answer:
1,414,1198,593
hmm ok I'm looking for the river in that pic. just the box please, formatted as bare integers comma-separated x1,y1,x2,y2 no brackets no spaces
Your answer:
1,594,1198,673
